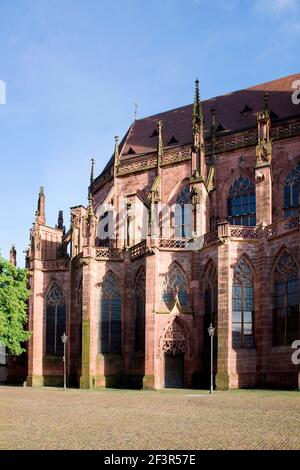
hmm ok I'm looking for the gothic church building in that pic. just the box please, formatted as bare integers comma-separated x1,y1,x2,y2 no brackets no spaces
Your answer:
21,74,300,390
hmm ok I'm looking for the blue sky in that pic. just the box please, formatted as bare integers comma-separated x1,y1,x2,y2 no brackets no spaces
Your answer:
0,0,299,265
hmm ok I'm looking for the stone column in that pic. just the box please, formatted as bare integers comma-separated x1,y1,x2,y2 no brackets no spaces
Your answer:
190,180,208,237
255,232,272,386
255,164,272,226
80,248,96,389
27,263,44,387
215,221,231,390
143,242,156,389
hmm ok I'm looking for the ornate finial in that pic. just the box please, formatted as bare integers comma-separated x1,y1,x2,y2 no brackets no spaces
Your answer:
256,93,272,165
134,103,138,121
56,210,64,231
193,78,203,130
36,186,46,225
210,108,216,163
157,120,163,164
211,108,216,134
264,92,270,113
9,244,17,267
90,158,95,186
114,135,119,165
114,135,119,178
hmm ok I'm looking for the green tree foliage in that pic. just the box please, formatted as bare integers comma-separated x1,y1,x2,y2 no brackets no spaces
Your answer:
0,254,31,355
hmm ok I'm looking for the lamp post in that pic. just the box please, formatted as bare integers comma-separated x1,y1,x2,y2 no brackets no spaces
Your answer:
207,323,215,395
61,332,68,391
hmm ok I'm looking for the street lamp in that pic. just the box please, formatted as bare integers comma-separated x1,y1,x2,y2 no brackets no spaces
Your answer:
61,332,68,391
207,323,215,395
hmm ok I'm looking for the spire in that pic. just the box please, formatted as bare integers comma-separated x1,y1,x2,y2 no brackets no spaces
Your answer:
256,93,272,165
36,186,46,225
264,92,270,113
90,158,95,186
191,79,206,179
113,135,120,178
134,103,138,121
114,136,119,166
193,78,203,132
157,120,163,165
9,244,17,267
210,108,216,161
56,210,64,231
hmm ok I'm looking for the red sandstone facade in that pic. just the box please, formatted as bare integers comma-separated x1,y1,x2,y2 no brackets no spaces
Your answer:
22,74,300,390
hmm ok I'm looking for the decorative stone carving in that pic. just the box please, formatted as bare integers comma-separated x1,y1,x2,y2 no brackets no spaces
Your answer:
162,320,187,355
71,211,81,229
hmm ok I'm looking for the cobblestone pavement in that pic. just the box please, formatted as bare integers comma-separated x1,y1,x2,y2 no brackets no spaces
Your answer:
0,386,299,450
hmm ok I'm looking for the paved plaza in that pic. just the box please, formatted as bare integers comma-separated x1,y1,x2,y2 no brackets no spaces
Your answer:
0,386,299,450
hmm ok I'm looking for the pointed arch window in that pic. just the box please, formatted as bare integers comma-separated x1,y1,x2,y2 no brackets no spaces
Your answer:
46,282,66,356
162,264,188,309
134,269,145,353
100,273,121,354
273,253,300,346
174,185,192,238
284,163,300,217
227,176,256,226
232,259,254,348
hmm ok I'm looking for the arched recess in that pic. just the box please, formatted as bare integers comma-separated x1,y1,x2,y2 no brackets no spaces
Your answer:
273,249,300,346
174,183,192,238
283,162,300,217
227,176,256,226
219,167,254,220
232,257,255,349
99,272,122,354
134,268,146,353
161,316,189,388
161,262,189,310
45,281,66,356
200,260,218,385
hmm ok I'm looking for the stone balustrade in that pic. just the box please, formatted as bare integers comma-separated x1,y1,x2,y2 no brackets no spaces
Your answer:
42,259,70,271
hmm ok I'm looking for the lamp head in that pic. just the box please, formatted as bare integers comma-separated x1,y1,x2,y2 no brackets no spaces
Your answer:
207,323,215,337
61,332,68,344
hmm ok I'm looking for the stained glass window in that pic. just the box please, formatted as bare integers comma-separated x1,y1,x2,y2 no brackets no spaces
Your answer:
232,259,254,348
227,177,256,226
100,273,121,354
46,282,66,356
284,163,300,217
174,185,192,238
162,263,188,309
273,253,300,346
134,269,145,353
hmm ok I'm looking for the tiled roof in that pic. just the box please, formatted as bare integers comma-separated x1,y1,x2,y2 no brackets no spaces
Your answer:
120,73,300,158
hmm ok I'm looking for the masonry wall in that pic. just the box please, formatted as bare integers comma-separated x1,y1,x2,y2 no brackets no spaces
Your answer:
25,127,300,390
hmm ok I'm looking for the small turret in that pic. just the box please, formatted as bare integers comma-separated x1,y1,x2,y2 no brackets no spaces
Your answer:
9,244,17,266
36,186,46,225
56,210,65,232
